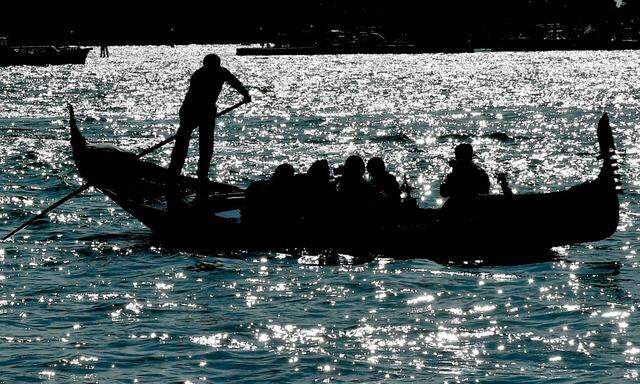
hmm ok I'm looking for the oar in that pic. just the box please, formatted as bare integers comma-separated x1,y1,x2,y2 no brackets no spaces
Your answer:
2,184,91,241
1,100,248,241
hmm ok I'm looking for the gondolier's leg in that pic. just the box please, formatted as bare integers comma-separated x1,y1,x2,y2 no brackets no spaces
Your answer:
167,109,196,209
196,114,215,204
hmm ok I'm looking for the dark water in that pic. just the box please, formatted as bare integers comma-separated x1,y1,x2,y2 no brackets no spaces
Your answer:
0,45,639,383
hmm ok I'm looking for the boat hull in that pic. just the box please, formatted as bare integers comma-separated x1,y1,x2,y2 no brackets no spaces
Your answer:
145,176,619,260
0,46,92,66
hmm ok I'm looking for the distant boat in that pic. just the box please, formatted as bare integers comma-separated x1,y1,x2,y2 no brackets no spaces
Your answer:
0,37,91,66
237,45,433,56
237,30,468,56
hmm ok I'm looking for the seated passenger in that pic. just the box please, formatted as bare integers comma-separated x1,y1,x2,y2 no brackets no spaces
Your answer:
245,178,269,223
269,164,296,220
270,163,295,192
366,157,401,205
245,163,297,224
304,160,331,187
295,159,335,225
336,155,375,200
440,144,490,198
334,155,378,228
297,160,334,197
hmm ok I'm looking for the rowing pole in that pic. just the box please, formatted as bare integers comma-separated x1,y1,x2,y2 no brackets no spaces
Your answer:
1,100,248,241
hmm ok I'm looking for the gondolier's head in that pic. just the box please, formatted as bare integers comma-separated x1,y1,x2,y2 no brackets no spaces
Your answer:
203,53,221,68
454,143,474,163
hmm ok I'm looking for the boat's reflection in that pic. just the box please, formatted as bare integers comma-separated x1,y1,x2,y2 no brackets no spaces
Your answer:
429,249,561,267
152,240,562,267
77,230,564,267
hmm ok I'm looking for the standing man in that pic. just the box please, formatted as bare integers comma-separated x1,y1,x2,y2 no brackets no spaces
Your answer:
168,53,251,208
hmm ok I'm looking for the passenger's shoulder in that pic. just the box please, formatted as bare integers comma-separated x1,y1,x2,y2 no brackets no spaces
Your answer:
294,173,309,183
191,67,205,80
248,179,269,190
473,164,489,176
362,178,375,190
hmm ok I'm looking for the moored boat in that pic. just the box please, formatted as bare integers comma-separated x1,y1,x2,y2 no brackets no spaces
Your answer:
0,37,92,66
236,45,467,56
69,108,620,262
236,30,469,56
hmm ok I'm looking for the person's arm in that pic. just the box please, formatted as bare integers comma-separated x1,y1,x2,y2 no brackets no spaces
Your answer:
440,174,451,198
389,175,401,202
223,68,251,102
496,173,513,197
480,169,490,194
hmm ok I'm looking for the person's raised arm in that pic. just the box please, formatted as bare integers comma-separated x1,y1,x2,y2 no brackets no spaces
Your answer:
224,69,251,103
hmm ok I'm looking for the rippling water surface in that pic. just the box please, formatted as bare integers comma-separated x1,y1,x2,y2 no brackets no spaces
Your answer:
0,45,639,382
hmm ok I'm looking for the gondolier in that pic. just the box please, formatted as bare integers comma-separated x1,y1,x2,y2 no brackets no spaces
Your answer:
168,53,251,208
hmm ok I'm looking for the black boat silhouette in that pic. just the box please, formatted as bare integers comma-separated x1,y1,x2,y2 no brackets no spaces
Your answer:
69,109,620,262
0,37,91,66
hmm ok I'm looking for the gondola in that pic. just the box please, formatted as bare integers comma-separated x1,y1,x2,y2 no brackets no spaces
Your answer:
69,108,620,262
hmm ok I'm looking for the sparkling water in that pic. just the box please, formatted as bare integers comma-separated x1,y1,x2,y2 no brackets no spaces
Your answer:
0,45,639,382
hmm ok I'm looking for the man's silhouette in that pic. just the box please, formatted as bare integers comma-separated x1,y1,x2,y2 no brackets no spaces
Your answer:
440,143,490,198
366,157,400,205
168,53,251,208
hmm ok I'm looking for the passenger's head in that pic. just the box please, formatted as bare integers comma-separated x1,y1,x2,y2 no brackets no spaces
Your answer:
366,157,386,178
203,53,221,69
343,155,365,178
454,143,474,163
272,163,295,183
308,159,330,182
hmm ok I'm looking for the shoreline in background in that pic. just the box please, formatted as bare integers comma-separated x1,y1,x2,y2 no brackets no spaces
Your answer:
7,40,640,55
2,1,638,57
